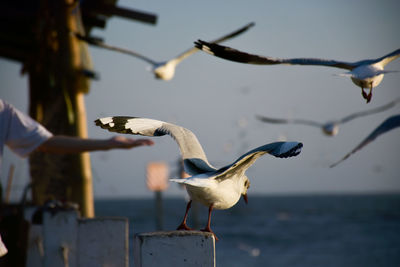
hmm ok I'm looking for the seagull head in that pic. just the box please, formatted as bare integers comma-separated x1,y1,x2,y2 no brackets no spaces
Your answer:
242,176,250,204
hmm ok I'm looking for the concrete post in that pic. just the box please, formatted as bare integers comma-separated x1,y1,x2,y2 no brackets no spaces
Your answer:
43,210,79,267
25,208,129,267
134,231,216,267
78,217,128,267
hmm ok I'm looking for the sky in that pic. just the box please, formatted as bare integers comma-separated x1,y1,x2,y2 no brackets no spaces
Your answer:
1,0,400,200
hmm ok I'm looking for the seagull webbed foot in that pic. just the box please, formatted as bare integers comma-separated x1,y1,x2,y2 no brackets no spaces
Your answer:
177,222,193,231
200,227,219,242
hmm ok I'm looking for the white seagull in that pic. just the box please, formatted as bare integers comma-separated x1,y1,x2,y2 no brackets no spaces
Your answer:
330,114,400,167
95,116,302,240
77,22,254,81
194,40,400,103
256,98,400,136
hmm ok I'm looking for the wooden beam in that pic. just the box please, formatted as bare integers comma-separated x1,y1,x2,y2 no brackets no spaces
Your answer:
87,4,157,25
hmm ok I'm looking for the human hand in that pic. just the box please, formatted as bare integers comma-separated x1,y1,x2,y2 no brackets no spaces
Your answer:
109,136,154,149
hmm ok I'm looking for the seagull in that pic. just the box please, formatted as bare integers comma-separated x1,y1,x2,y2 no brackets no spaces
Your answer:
256,98,400,136
76,22,254,81
194,40,400,103
330,114,400,167
95,116,302,240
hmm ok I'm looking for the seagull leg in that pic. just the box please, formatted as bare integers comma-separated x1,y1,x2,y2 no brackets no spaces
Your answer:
366,83,373,103
361,87,368,101
201,204,219,241
177,200,193,231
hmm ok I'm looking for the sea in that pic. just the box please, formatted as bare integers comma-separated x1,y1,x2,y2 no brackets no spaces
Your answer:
95,194,400,267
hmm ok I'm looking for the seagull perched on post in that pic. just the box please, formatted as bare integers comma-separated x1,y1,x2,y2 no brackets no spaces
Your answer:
76,22,254,81
194,40,400,103
256,98,400,136
95,116,302,240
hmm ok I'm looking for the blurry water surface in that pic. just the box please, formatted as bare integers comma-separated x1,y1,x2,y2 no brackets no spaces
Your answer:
95,194,400,267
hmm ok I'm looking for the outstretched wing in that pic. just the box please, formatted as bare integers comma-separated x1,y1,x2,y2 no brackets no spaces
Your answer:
195,40,356,70
366,48,400,67
95,117,216,175
330,114,400,167
256,115,322,127
214,142,303,181
339,97,400,124
76,33,158,66
172,22,255,64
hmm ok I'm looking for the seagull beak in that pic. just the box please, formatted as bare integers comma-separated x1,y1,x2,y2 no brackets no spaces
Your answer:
243,194,248,204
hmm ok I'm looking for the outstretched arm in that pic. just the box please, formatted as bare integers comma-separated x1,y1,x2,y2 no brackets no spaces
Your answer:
36,135,154,154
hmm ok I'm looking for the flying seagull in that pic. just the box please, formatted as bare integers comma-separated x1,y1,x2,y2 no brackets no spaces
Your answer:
256,98,400,136
95,116,302,240
330,114,400,167
194,40,400,103
76,22,254,81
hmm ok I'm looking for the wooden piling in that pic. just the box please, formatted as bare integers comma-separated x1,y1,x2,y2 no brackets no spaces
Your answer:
28,0,94,217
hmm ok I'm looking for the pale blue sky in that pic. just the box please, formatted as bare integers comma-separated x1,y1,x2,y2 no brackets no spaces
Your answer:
1,0,400,199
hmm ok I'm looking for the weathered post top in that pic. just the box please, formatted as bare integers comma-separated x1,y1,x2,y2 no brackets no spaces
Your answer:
134,231,216,267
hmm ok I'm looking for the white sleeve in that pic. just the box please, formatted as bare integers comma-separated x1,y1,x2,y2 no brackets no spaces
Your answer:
1,100,53,158
0,234,7,257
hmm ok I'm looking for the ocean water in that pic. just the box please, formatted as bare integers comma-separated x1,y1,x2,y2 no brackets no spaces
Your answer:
95,194,400,267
